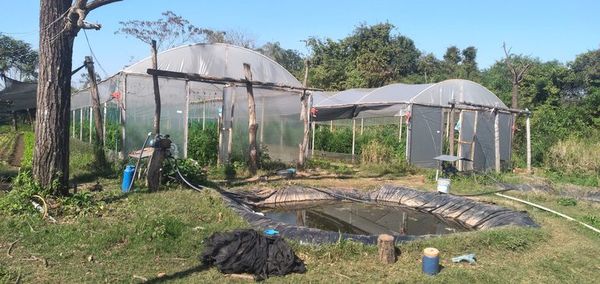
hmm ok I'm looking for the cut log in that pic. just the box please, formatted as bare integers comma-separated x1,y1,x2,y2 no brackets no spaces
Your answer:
377,234,396,264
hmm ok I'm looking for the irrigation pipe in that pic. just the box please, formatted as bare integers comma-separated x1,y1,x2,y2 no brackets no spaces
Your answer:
495,193,600,234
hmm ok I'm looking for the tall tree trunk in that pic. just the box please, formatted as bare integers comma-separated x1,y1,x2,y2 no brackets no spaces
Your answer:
244,63,258,175
298,60,310,167
511,80,519,109
33,0,74,194
151,40,161,134
85,56,107,167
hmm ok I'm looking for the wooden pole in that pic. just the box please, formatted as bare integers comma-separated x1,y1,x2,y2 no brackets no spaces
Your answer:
298,59,310,167
79,108,83,140
494,110,501,173
120,75,127,159
398,116,403,142
360,117,364,135
151,40,161,134
526,112,532,173
352,118,356,162
449,104,455,156
244,63,259,175
89,107,93,143
102,102,107,148
183,80,190,158
259,96,264,143
311,122,315,157
377,234,396,264
72,110,75,138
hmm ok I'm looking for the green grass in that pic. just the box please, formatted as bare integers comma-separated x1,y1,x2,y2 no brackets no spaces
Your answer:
1,132,599,283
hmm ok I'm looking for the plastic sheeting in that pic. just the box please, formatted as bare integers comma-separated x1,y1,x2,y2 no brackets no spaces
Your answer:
123,43,302,88
408,105,443,168
0,76,37,111
312,79,507,121
70,43,304,163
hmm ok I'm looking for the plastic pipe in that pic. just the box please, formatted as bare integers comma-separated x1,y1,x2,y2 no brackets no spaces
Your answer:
495,193,600,234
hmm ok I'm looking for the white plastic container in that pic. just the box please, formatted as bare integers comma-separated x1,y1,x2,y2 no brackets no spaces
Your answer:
437,178,451,194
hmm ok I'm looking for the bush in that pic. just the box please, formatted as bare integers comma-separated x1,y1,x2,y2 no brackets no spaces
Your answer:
547,137,600,176
360,140,393,164
0,170,48,214
187,121,218,166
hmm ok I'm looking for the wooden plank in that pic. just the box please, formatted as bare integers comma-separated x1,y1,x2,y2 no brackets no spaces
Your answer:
146,68,323,92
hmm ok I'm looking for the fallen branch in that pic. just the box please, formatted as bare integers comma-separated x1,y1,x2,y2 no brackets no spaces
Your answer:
6,239,19,258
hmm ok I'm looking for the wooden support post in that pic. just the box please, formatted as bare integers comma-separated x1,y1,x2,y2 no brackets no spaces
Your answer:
89,107,93,143
448,105,455,156
183,80,190,158
244,63,259,175
494,110,501,173
11,111,17,131
526,112,532,173
102,102,107,148
151,40,161,134
311,122,315,157
360,117,364,135
298,59,310,167
120,75,127,159
457,110,464,170
202,96,206,130
377,234,396,264
352,118,356,162
259,96,265,143
398,116,403,142
330,120,333,131
72,110,75,138
79,108,83,140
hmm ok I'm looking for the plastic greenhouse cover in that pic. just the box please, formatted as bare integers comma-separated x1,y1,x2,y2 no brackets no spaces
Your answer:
0,77,37,111
123,43,302,88
312,79,507,121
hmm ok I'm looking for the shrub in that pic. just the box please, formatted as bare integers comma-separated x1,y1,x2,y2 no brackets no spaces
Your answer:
547,137,600,176
360,140,393,164
187,121,218,166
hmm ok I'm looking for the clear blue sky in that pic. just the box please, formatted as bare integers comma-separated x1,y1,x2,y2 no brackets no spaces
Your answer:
1,0,599,78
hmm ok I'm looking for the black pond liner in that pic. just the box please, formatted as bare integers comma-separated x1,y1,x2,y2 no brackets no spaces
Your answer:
219,185,539,245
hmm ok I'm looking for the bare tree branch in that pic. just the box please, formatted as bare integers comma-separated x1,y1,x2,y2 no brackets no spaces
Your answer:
85,0,123,11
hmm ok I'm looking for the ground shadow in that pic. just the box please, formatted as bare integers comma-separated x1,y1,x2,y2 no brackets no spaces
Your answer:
144,264,209,283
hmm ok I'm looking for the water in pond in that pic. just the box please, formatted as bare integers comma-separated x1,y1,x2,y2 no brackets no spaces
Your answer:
262,201,468,236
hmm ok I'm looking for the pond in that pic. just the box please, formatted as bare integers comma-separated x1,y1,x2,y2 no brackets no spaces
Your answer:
261,201,469,236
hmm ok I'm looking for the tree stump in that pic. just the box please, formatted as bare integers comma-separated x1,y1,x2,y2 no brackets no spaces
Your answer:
377,234,396,264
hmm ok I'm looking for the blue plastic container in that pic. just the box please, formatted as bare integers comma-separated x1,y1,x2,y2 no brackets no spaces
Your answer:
422,247,440,275
121,165,135,193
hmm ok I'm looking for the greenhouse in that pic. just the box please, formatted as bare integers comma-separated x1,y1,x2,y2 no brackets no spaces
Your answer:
70,43,305,163
70,43,528,172
311,80,524,171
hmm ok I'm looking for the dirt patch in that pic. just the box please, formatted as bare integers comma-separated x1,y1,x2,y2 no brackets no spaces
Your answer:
10,133,24,167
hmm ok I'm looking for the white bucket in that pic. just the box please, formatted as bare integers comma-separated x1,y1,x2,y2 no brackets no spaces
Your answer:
437,178,451,194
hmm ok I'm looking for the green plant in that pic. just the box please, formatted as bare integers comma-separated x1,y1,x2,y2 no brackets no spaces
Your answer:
162,158,207,186
187,121,218,166
557,197,577,206
360,140,393,164
0,170,48,214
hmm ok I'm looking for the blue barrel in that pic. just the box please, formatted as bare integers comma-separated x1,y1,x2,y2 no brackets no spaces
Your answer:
121,165,135,193
422,247,440,275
